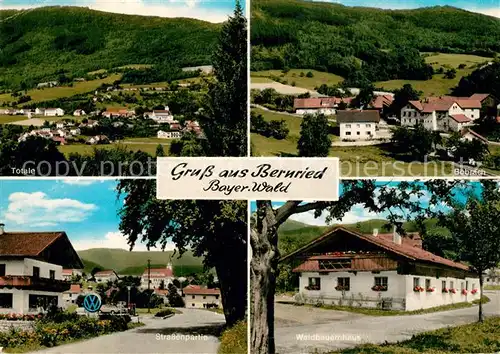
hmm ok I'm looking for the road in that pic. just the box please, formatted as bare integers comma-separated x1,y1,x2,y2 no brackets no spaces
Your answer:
30,308,226,354
275,291,500,353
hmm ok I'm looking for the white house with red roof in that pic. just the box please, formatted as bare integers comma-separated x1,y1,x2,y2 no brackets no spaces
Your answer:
294,97,352,116
401,95,483,132
284,226,480,311
182,286,221,309
94,270,119,283
337,110,380,140
0,224,84,314
140,263,174,290
62,284,83,306
61,269,83,281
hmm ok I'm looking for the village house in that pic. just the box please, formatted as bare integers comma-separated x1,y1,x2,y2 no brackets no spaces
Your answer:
146,106,174,123
293,97,352,116
460,128,489,143
368,94,394,116
157,130,182,139
102,109,134,119
56,123,65,129
44,108,65,117
94,270,118,283
0,224,84,314
337,110,380,140
182,286,221,309
87,135,110,145
37,81,58,89
140,264,174,290
70,128,81,135
485,268,500,286
154,289,169,304
283,226,480,311
73,109,86,116
62,284,83,306
61,269,83,281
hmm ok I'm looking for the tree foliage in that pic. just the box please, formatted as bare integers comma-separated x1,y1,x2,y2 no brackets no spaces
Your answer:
297,114,331,157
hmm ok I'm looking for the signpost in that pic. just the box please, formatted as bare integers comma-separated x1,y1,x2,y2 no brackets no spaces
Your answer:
82,293,102,315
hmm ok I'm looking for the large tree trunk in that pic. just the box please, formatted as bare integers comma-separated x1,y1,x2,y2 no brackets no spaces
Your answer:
478,272,484,323
250,201,281,354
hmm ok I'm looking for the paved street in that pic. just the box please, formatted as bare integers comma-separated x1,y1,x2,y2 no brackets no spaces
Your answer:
31,308,226,354
275,290,500,353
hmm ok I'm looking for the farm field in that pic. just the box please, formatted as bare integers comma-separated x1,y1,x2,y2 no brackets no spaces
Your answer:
0,74,122,104
375,53,491,96
0,115,28,124
251,69,344,90
58,141,171,157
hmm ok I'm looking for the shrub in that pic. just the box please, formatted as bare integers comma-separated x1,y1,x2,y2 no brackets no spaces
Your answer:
218,320,247,354
306,71,314,78
155,309,175,317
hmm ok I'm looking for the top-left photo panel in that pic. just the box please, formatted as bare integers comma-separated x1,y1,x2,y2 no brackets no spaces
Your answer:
0,0,247,177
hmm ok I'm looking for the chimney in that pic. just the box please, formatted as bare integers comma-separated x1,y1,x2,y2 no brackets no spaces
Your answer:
0,223,4,235
393,225,402,245
372,228,378,237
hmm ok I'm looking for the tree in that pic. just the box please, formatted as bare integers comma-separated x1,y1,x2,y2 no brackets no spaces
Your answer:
198,1,247,157
159,280,165,290
438,182,500,322
250,180,478,353
391,124,438,161
166,283,185,307
155,144,165,157
117,180,247,326
351,84,374,109
444,68,457,79
390,84,421,117
297,114,330,157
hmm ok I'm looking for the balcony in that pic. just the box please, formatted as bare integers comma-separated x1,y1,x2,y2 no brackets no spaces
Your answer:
0,276,71,292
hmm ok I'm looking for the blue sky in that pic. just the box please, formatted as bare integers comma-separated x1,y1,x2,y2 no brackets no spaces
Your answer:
327,0,499,17
250,181,485,226
0,0,240,22
0,179,170,251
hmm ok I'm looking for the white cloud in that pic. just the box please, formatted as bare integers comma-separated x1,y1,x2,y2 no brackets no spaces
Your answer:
61,179,98,186
473,8,500,18
3,192,97,227
72,231,176,251
289,203,382,226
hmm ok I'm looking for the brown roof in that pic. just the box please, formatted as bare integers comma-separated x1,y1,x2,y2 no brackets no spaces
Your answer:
370,95,393,109
408,101,423,111
456,100,481,109
294,97,350,109
336,110,380,123
283,226,470,272
470,94,490,102
65,284,82,294
94,270,116,276
460,128,489,142
0,232,64,256
142,268,173,278
450,114,471,123
183,287,221,296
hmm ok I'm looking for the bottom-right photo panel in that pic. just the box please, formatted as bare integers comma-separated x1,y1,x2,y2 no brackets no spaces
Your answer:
250,179,500,354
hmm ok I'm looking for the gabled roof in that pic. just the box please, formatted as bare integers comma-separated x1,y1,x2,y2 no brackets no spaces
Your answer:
0,231,83,268
142,268,173,278
408,100,423,111
450,114,472,123
456,100,481,109
369,95,393,109
94,270,117,277
282,226,470,272
460,128,489,143
470,93,490,102
336,110,380,123
65,284,82,294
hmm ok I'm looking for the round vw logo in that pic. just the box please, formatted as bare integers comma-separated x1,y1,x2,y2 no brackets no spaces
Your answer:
83,293,102,313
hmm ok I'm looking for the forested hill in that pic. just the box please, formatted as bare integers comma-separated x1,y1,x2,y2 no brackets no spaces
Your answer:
0,6,220,87
251,0,500,84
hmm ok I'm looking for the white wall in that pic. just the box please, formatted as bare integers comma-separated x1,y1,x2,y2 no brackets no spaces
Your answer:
0,289,62,314
298,271,480,311
463,108,480,120
1,259,62,279
340,122,377,140
184,294,220,308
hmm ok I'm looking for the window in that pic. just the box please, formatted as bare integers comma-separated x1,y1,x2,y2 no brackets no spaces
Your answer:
203,296,206,299
366,124,371,128
374,277,388,287
307,277,321,290
318,259,351,270
49,270,55,280
346,132,351,136
337,277,350,291
33,267,40,278
425,279,431,289
356,132,360,135
450,281,454,289
215,295,219,299
466,281,469,290
0,264,5,276
0,294,13,308
367,131,372,135
192,295,195,299
442,280,446,289
356,124,360,128
472,283,476,290
29,295,57,310
413,277,420,287
461,282,465,291
192,303,195,307
345,124,351,128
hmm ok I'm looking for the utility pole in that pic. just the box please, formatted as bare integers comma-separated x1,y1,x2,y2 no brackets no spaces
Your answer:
147,259,151,314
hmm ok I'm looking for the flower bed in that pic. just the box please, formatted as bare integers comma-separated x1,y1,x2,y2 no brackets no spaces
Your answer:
335,285,349,291
305,285,320,290
0,315,130,350
413,286,424,292
426,287,435,292
0,313,42,321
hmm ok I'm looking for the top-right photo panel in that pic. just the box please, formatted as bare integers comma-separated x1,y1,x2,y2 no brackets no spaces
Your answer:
250,0,500,178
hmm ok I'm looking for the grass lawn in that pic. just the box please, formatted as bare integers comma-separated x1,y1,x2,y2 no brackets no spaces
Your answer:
65,304,78,313
135,307,181,315
218,320,247,354
330,316,500,353
0,74,121,104
0,115,28,124
286,296,490,317
115,64,152,70
375,53,490,97
485,285,500,290
251,69,344,90
58,141,171,157
121,137,172,144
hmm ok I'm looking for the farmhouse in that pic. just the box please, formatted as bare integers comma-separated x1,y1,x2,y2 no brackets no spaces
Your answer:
62,284,83,306
459,128,489,144
146,106,174,123
283,226,480,311
73,109,86,116
157,130,182,139
336,110,380,140
61,269,83,281
37,81,58,89
102,109,134,118
448,114,473,132
182,286,221,309
294,97,352,116
94,270,118,283
0,224,84,314
368,94,394,116
44,108,65,117
140,264,174,290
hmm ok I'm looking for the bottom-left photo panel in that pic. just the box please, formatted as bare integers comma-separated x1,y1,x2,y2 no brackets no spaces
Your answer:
0,178,248,354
